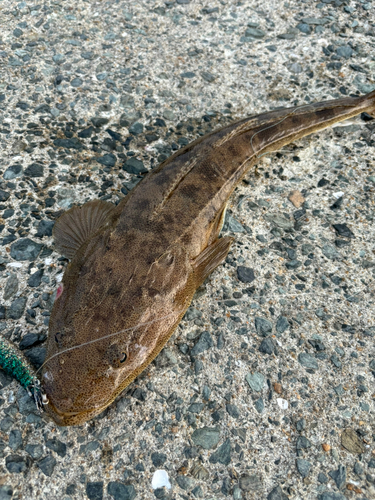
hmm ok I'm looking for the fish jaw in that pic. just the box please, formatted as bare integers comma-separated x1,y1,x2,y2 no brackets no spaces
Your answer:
44,395,109,426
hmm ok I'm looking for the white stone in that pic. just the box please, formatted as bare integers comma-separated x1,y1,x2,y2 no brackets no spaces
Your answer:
277,398,288,410
333,191,344,199
152,470,171,490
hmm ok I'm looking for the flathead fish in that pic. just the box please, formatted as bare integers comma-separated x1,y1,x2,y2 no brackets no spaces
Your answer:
42,90,375,425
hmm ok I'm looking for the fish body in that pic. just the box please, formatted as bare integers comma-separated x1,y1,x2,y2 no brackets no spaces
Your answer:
42,90,375,425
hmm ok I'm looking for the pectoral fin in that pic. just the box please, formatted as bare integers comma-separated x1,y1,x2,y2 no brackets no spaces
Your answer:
53,199,115,259
193,236,234,285
208,203,227,245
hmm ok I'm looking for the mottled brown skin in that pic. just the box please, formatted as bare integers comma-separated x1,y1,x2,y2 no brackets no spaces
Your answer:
42,90,375,425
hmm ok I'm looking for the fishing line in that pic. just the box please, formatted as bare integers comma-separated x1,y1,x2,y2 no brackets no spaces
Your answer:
36,310,180,375
249,103,315,160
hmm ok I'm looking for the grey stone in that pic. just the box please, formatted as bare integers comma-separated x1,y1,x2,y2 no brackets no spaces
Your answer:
28,269,44,287
6,297,27,320
298,352,318,370
254,397,264,413
190,331,213,356
4,164,22,180
237,266,255,283
239,473,262,491
233,484,242,500
123,157,147,174
191,485,203,497
17,387,38,415
191,427,220,449
184,307,202,321
10,238,42,261
150,452,167,467
176,475,195,490
86,481,103,500
91,117,109,128
288,63,303,74
209,438,231,465
353,461,364,477
0,417,13,432
154,347,177,367
244,27,266,38
254,317,272,336
318,493,346,500
129,122,143,135
322,244,342,260
201,71,216,83
180,71,196,79
3,274,18,300
302,17,329,25
318,472,328,483
25,444,43,460
336,45,354,58
332,224,354,239
6,454,29,473
296,436,312,449
246,372,265,392
8,430,22,451
162,109,175,120
188,403,203,414
0,190,10,202
224,214,245,233
36,220,54,238
24,163,44,177
107,482,137,500
264,213,293,230
259,337,275,355
296,23,311,34
0,485,13,500
329,465,346,489
301,243,314,255
45,438,67,458
296,418,306,431
71,77,83,87
96,154,116,167
267,485,288,500
226,404,240,419
285,259,302,270
276,316,289,333
296,458,311,477
24,347,46,369
54,138,84,150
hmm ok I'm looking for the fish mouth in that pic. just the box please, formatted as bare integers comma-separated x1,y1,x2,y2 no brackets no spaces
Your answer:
45,398,107,426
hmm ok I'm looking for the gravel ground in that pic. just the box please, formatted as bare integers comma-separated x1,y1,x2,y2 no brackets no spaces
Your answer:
0,0,374,499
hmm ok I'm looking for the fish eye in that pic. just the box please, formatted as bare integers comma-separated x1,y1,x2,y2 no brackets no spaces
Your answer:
120,352,127,363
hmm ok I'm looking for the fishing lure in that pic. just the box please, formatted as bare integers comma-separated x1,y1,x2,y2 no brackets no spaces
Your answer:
0,337,47,410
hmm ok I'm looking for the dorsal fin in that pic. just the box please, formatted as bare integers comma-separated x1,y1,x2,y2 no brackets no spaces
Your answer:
53,200,115,259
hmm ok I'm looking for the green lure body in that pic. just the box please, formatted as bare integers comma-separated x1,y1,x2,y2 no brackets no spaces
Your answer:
0,337,44,409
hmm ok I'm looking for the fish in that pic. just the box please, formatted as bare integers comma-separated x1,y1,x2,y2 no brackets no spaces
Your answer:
41,89,375,425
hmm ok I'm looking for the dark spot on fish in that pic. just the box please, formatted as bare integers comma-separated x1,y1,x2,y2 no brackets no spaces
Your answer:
154,171,171,186
179,183,197,201
55,331,63,345
148,287,160,298
108,284,122,295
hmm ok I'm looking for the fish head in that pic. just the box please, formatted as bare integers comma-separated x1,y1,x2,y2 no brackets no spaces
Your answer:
41,244,192,426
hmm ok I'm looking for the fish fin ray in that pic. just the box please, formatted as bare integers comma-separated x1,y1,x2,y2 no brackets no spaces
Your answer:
53,200,115,259
208,203,228,245
193,236,234,285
